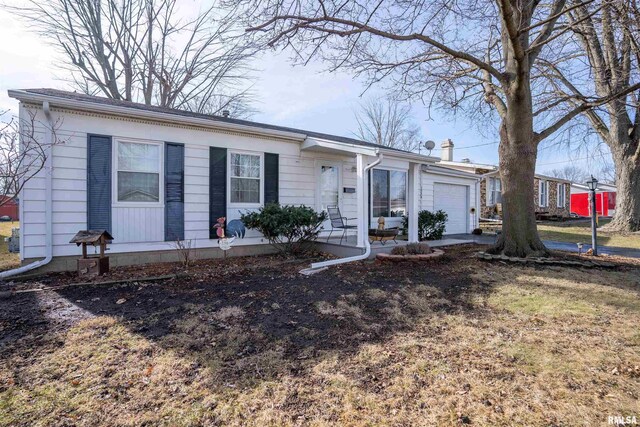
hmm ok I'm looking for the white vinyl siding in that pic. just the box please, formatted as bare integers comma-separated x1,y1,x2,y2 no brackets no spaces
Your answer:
21,102,477,264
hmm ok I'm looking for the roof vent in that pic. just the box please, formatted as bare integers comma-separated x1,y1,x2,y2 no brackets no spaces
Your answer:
222,110,230,118
461,158,471,163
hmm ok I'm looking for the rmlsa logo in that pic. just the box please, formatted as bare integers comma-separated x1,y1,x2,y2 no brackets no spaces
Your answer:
609,415,638,425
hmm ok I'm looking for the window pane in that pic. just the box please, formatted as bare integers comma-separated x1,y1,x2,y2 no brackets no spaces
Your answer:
230,177,260,203
118,172,160,202
389,171,406,217
320,165,339,210
118,142,159,173
372,169,389,217
230,153,260,178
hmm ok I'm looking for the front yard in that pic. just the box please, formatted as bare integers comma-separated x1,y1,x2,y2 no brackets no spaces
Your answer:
0,221,19,272
1,246,639,426
537,219,640,249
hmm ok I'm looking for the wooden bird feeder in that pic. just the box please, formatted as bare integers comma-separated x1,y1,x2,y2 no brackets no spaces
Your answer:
69,230,113,277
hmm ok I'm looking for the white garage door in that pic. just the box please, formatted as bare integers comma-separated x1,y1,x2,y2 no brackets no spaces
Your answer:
434,183,469,235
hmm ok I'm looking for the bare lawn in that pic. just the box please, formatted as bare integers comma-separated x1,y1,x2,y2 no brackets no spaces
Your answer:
537,219,640,249
0,221,19,272
1,246,639,426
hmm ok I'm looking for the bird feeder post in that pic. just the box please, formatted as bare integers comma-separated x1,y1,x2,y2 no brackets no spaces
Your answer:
69,230,114,277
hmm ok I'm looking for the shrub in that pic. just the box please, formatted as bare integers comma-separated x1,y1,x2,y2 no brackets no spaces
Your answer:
241,203,327,255
401,210,448,240
391,242,433,255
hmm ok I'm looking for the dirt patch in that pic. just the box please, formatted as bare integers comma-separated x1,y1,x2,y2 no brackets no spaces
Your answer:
1,245,639,426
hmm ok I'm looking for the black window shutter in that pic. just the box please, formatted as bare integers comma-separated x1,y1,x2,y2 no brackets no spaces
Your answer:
209,147,227,239
87,134,112,233
264,153,279,205
165,142,184,241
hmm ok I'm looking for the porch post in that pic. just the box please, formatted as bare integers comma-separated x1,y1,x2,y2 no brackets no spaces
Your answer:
356,153,366,248
408,162,420,243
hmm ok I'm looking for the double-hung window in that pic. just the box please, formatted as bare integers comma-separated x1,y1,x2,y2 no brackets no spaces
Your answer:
116,140,161,203
229,152,262,205
372,169,407,217
488,177,502,206
539,180,548,207
557,183,566,208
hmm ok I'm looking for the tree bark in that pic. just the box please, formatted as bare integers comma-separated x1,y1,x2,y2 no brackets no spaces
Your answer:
488,73,549,257
604,144,640,231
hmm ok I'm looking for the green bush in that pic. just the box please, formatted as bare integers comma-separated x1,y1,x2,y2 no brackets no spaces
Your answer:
401,210,448,241
241,203,327,255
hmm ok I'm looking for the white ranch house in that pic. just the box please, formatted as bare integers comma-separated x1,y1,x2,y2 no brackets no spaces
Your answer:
9,89,480,272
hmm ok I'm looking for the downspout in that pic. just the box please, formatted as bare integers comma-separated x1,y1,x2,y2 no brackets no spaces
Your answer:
301,152,383,274
0,101,54,279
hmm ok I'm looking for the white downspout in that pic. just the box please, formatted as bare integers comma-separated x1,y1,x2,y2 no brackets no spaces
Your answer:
0,102,54,279
301,152,383,274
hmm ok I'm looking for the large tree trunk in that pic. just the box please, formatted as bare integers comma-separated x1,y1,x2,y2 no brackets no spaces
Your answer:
488,79,549,257
604,145,640,232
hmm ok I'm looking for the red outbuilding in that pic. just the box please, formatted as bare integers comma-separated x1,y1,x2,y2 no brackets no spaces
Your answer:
570,183,616,217
0,195,19,221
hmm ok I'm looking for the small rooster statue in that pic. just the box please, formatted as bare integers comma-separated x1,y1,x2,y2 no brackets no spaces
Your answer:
214,217,226,238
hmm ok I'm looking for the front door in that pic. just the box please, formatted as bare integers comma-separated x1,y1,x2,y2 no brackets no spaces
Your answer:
317,162,342,232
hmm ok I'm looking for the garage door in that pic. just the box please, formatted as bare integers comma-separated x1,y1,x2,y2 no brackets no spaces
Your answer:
434,183,468,234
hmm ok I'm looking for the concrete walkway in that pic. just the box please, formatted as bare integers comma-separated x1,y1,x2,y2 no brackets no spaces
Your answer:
445,233,640,259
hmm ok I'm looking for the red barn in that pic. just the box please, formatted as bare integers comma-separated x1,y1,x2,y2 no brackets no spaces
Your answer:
570,183,616,217
0,196,19,220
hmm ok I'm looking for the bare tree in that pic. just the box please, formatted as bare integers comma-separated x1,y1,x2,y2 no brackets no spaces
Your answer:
353,97,422,152
0,110,66,205
10,0,257,117
544,165,589,182
544,0,640,231
233,0,640,256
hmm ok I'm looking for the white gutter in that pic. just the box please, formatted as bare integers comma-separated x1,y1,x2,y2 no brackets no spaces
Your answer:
0,102,54,279
300,152,383,275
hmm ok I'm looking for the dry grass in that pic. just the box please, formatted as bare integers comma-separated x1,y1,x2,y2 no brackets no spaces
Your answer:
0,221,19,271
1,252,639,426
537,219,640,249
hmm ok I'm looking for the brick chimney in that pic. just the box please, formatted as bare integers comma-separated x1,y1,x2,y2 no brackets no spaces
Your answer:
441,139,454,162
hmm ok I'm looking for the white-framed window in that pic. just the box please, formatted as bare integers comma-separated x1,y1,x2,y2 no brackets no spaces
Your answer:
229,151,263,206
539,180,548,207
557,183,566,208
114,139,162,205
371,168,407,218
488,177,502,206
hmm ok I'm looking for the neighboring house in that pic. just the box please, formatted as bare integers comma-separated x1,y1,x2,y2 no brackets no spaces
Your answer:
437,139,571,219
570,182,617,217
0,196,19,220
9,88,481,272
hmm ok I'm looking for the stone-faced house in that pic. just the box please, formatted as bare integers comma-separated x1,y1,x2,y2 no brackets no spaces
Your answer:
437,139,571,219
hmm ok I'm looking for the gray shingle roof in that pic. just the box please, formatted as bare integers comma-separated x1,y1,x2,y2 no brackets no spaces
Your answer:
20,88,414,154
